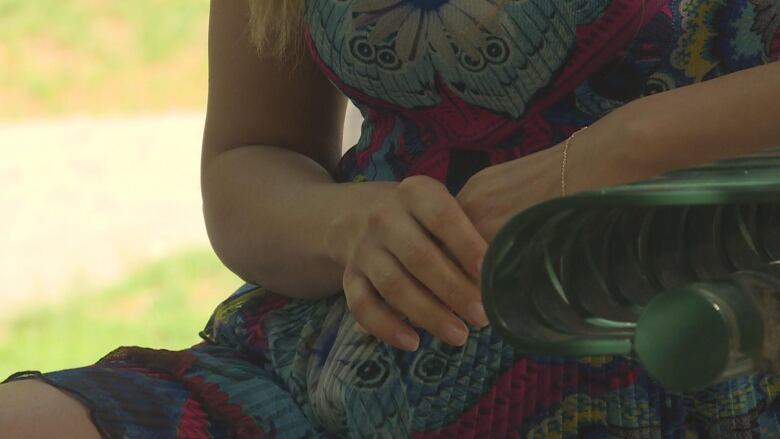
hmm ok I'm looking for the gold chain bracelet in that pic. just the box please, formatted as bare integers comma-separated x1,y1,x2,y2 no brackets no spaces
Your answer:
561,126,588,197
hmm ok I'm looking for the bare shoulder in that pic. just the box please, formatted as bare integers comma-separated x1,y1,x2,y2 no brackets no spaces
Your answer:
203,0,347,173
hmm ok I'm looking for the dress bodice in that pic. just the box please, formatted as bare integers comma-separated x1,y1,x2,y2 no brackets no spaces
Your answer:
304,0,780,192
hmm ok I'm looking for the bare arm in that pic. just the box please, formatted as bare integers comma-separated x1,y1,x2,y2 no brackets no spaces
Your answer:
202,0,361,299
570,61,780,190
631,61,780,170
457,61,780,243
202,3,491,350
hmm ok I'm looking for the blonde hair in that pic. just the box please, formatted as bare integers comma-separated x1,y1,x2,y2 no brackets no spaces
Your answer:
247,0,305,58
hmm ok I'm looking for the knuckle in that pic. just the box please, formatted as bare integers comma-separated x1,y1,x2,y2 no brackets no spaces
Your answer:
346,291,370,322
366,207,390,231
396,179,419,200
459,192,478,213
398,175,440,198
399,175,427,189
428,206,454,231
459,186,481,207
381,279,405,301
389,307,407,321
373,270,403,297
404,242,433,267
460,177,477,196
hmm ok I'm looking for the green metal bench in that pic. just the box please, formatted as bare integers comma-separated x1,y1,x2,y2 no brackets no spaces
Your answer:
481,148,780,391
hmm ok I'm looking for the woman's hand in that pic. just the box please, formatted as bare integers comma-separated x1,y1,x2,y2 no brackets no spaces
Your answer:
456,146,564,244
456,114,649,243
338,176,490,352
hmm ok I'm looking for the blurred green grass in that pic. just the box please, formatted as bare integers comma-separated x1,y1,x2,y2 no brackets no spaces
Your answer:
0,247,242,379
0,0,210,118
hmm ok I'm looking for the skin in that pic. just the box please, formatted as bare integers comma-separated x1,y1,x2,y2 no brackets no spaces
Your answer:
457,61,780,243
200,1,488,350
1,0,777,435
0,380,102,439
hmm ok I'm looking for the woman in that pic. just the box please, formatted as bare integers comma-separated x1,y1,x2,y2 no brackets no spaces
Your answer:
2,0,779,437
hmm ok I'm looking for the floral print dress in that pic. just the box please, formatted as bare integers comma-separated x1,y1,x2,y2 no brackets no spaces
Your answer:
6,0,780,437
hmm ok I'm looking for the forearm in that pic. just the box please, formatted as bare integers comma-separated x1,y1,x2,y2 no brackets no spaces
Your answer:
619,61,780,172
568,61,780,192
202,145,395,299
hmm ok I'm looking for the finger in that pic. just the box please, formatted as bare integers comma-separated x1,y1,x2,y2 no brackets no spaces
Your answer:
399,177,488,281
383,211,489,328
357,308,405,334
343,270,420,351
363,249,470,347
389,307,407,321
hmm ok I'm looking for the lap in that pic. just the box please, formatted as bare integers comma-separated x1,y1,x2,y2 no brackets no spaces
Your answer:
3,282,779,438
3,341,327,439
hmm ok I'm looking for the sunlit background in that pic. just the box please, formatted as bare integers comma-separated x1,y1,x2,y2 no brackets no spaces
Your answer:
0,1,361,378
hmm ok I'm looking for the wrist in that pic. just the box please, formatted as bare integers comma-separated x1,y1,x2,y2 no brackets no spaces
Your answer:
565,102,664,194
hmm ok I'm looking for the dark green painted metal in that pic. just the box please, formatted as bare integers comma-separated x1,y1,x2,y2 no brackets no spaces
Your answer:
633,265,778,391
481,148,780,388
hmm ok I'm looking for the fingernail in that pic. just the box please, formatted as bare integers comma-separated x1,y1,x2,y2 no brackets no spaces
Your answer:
476,255,485,277
445,323,469,346
395,332,419,351
467,302,489,328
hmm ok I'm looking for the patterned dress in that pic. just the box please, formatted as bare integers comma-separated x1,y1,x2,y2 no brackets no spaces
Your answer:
6,0,780,437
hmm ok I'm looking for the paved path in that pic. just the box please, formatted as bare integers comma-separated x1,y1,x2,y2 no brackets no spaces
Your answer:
0,108,362,316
